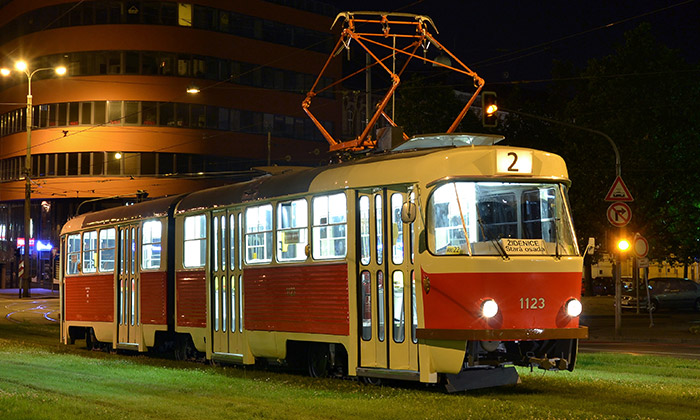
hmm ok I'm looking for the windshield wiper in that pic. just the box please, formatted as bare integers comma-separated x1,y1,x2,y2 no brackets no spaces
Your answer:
474,203,509,260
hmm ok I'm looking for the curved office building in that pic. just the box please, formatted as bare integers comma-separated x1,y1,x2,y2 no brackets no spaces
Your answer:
0,0,341,286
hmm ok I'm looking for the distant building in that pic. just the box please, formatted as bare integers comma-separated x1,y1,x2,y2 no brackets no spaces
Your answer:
591,252,698,282
0,0,341,286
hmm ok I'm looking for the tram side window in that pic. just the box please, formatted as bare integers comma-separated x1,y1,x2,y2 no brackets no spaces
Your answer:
67,234,81,274
277,199,308,262
392,271,405,343
246,204,273,263
391,193,404,264
360,271,371,341
99,228,116,272
142,220,162,269
82,230,98,273
229,214,236,270
359,196,370,265
312,193,347,259
184,215,206,268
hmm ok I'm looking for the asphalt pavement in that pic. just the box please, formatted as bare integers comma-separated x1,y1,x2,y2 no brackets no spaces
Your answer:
581,296,700,345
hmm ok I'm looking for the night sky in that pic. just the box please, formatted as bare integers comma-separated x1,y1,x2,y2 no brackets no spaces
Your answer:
320,1,699,88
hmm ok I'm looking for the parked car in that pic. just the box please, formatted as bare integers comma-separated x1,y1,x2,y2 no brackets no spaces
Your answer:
591,277,614,296
621,277,700,312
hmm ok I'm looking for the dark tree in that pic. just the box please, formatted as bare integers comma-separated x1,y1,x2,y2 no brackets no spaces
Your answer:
560,24,700,265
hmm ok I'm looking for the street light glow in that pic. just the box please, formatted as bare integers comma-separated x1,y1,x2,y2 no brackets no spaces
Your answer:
55,66,67,75
15,60,27,72
0,68,9,76
617,239,630,252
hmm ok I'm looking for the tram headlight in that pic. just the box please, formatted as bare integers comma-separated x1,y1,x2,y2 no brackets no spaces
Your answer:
565,298,583,317
481,299,499,318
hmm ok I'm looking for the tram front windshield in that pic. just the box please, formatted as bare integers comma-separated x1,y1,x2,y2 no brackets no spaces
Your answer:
428,181,578,257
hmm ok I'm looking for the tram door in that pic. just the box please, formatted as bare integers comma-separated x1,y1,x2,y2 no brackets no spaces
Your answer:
117,225,140,346
358,188,418,371
211,210,245,357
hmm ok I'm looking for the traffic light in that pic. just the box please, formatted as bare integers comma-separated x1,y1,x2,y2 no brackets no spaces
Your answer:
481,91,498,127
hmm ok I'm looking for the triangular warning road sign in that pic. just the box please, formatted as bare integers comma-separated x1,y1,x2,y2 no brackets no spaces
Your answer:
604,176,634,202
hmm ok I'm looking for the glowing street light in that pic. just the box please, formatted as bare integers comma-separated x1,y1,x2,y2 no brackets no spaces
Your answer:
617,238,631,252
1,60,66,297
186,83,200,94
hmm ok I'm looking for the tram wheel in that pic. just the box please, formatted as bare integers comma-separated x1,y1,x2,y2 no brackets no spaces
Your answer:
361,376,382,386
174,335,195,361
85,328,98,350
307,344,330,378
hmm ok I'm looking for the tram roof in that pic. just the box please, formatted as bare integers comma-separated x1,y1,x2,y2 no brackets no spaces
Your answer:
174,148,437,214
174,142,569,214
61,195,183,234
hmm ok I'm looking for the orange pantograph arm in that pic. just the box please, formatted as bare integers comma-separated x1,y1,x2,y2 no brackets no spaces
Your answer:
303,12,485,153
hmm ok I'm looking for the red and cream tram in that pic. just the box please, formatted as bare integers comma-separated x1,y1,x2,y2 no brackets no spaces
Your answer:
60,133,587,391
59,12,586,391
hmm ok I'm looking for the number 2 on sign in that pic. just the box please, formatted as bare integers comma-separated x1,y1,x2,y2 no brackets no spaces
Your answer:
497,150,533,174
520,297,545,310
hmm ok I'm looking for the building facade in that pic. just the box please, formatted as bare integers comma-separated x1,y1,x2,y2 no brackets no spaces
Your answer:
0,0,341,287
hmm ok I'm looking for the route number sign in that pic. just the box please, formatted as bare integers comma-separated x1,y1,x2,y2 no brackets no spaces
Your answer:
496,150,532,174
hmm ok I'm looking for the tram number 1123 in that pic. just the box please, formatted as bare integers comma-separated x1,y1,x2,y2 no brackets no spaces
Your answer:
520,297,545,310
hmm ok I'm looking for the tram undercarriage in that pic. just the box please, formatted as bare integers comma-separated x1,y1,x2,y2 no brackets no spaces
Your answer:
443,338,579,392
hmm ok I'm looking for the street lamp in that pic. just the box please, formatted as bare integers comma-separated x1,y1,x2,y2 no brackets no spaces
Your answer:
1,60,66,297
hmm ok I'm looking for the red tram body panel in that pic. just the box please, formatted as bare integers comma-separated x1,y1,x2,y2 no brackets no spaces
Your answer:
421,270,582,332
176,270,207,328
244,263,349,335
64,274,114,322
140,271,168,325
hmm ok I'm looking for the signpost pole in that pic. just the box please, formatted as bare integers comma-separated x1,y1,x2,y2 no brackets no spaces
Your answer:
645,266,653,327
634,256,639,314
614,258,621,338
633,233,653,328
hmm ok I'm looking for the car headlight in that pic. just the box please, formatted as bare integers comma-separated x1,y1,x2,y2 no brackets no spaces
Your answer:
481,299,499,318
565,298,582,317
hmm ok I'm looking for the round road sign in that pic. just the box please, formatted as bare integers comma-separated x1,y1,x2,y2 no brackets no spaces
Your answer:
633,234,649,258
606,202,632,227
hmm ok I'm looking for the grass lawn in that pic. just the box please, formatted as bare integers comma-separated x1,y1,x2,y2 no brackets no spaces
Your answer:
1,322,699,420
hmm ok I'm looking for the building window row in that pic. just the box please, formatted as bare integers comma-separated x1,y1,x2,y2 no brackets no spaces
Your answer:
0,100,332,142
0,1,334,54
0,151,255,182
10,50,333,98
